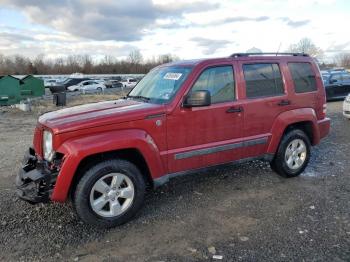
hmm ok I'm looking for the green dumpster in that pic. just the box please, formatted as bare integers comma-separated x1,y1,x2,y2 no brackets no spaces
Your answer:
0,75,22,106
20,75,45,99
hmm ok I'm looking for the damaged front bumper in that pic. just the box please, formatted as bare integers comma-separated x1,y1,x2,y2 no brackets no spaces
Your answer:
16,147,58,204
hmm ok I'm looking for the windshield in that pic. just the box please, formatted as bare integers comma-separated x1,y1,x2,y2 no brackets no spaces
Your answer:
127,66,192,104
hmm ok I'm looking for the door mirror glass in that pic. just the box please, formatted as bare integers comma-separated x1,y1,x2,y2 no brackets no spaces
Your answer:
183,90,211,107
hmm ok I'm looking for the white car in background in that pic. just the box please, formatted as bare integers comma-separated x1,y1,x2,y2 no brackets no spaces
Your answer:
121,78,138,88
343,94,350,119
44,79,59,87
67,80,106,92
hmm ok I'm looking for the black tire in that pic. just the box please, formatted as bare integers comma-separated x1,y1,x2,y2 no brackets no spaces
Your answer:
73,159,146,228
270,129,311,178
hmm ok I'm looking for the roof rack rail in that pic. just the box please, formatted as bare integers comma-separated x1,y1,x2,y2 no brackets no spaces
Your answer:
230,52,309,57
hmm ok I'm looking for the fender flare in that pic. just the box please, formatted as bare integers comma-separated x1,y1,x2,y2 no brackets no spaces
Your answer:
51,129,165,202
267,108,320,154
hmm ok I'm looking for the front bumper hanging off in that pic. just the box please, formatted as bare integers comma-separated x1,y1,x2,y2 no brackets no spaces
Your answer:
16,147,58,204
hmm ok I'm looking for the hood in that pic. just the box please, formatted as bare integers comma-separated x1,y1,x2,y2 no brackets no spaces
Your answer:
39,99,164,134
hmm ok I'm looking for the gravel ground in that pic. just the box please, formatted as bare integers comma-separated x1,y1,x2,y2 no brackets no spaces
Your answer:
0,101,349,261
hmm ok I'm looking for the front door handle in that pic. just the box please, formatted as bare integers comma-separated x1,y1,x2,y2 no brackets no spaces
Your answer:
278,100,290,106
226,106,243,113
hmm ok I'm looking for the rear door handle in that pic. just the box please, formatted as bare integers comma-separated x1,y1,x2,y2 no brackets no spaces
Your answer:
226,106,243,113
278,100,290,106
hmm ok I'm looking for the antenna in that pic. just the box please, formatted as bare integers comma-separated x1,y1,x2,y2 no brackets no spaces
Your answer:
276,42,282,56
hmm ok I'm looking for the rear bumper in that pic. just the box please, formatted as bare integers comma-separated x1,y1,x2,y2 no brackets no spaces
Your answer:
317,117,331,140
16,148,58,204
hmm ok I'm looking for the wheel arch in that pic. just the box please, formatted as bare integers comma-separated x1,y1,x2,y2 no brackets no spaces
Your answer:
282,121,314,145
267,108,320,154
51,129,165,202
69,148,153,201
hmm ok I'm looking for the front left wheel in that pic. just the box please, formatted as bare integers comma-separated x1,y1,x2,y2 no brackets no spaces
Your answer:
73,159,146,228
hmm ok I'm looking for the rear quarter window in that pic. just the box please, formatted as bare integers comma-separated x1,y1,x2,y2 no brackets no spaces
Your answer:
288,62,317,93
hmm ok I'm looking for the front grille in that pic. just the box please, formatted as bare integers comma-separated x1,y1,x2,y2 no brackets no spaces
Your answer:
345,111,350,114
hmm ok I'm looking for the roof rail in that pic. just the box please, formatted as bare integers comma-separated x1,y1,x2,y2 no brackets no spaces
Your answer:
230,52,309,57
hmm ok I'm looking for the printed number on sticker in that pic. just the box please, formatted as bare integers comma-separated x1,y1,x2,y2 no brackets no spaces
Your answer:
164,73,182,80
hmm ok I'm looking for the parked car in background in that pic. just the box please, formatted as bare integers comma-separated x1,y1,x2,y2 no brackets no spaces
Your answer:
16,53,330,228
343,94,350,119
98,79,112,88
109,76,122,82
321,72,330,85
60,77,91,89
49,77,91,93
110,80,123,88
44,79,59,88
324,71,350,100
67,80,106,92
121,78,138,88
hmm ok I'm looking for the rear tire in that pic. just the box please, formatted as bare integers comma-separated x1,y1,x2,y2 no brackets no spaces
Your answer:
270,129,311,178
73,159,146,228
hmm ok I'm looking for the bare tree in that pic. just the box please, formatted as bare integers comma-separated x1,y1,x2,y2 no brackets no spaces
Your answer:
287,38,323,58
0,51,181,75
33,54,47,74
334,53,350,68
128,50,143,64
81,55,93,74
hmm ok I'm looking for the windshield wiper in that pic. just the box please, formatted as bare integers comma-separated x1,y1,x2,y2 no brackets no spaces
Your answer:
127,95,151,102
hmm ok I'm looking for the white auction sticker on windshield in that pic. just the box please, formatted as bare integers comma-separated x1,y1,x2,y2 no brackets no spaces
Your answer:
163,72,182,80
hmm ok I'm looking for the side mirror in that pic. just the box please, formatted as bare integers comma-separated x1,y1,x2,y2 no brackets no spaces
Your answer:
183,90,211,107
330,79,338,84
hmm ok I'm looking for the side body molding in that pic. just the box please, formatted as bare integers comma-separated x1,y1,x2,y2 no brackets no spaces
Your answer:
51,129,165,202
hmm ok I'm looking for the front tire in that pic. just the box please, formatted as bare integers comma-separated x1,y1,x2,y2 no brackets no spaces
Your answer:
270,129,311,178
73,159,146,228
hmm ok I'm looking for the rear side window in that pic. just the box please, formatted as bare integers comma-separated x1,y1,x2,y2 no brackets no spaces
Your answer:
191,66,235,103
243,63,284,98
288,63,317,93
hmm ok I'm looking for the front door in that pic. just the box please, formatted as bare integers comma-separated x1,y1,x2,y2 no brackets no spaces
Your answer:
166,64,244,173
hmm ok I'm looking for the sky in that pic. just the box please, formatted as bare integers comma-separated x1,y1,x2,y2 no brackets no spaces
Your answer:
0,0,349,62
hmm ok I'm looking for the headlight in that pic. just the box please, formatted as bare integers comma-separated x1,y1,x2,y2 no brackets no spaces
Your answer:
346,95,350,102
43,130,54,161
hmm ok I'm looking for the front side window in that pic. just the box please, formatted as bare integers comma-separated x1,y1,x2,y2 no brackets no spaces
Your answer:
191,66,235,103
243,63,284,98
288,62,317,93
128,66,192,104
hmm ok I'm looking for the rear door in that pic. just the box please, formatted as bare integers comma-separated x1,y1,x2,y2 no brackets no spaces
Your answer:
237,61,289,158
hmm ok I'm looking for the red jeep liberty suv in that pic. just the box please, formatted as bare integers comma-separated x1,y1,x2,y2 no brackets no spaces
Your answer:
16,53,330,227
